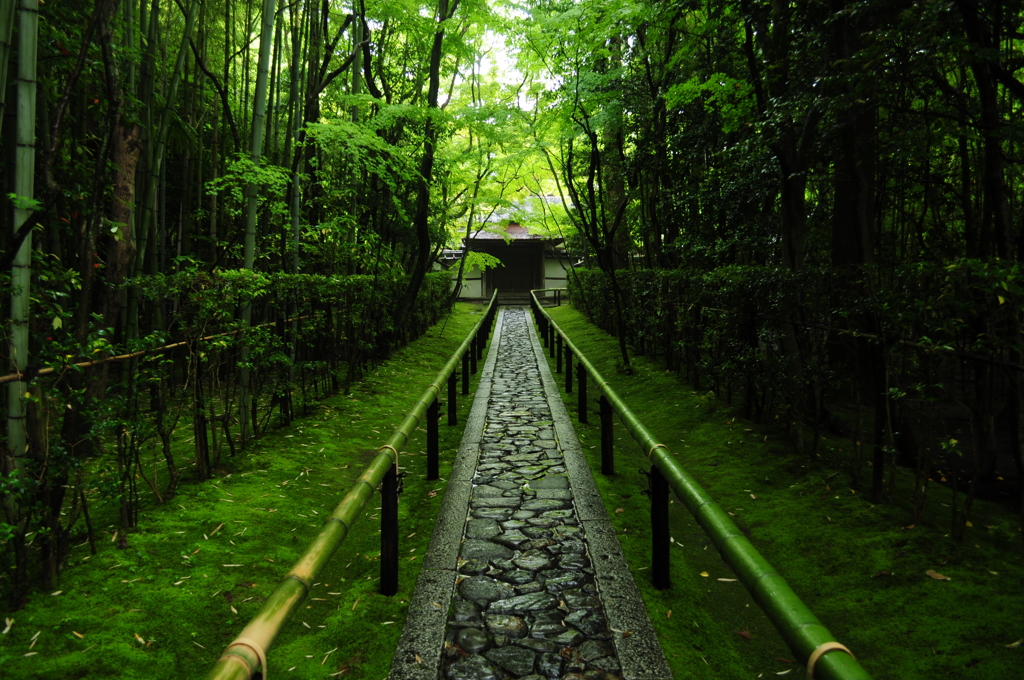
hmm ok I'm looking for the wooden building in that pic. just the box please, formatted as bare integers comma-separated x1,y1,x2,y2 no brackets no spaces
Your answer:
442,222,571,303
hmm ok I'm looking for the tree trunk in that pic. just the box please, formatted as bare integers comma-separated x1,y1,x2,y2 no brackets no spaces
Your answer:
393,0,454,329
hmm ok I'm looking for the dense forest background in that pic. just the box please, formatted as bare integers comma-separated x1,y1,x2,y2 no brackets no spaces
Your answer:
2,0,1023,604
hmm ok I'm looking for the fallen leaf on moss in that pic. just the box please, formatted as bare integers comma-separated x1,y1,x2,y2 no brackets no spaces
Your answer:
925,569,950,580
1005,639,1023,648
615,507,625,514
700,571,709,577
733,629,751,640
775,671,792,676
666,610,672,618
750,493,758,500
72,631,85,639
718,578,738,582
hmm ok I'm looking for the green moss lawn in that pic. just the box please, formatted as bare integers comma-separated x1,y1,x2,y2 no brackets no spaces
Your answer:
541,302,1024,680
3,300,1021,680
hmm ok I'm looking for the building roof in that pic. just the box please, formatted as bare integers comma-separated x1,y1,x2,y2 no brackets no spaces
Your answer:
466,224,544,241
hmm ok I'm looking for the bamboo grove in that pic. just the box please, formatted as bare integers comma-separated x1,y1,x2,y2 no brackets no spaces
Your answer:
3,0,1024,606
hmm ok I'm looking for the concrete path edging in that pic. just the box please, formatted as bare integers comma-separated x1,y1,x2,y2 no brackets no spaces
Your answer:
391,309,503,680
524,308,671,680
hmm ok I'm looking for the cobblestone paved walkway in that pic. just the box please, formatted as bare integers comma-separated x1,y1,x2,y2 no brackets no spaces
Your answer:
391,307,670,680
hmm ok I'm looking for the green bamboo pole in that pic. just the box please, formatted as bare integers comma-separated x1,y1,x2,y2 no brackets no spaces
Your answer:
205,292,498,680
530,290,873,680
239,0,279,443
245,0,277,272
6,0,39,477
0,0,18,141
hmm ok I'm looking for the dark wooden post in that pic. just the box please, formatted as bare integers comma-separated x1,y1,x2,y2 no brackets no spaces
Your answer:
462,353,470,395
565,346,573,393
556,334,562,373
548,324,555,357
651,465,670,590
599,395,614,475
577,365,588,424
447,373,457,426
470,338,478,374
380,462,399,595
427,397,439,480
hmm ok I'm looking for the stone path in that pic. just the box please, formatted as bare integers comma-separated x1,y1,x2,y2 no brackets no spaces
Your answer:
391,307,670,680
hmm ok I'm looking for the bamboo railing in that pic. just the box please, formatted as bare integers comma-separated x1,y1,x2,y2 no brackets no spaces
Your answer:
204,292,498,680
530,289,872,680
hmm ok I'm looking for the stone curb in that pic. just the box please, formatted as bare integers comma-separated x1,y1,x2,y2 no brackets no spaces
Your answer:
525,309,672,680
391,310,505,680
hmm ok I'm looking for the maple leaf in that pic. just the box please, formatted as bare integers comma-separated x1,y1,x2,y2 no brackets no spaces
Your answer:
733,629,751,640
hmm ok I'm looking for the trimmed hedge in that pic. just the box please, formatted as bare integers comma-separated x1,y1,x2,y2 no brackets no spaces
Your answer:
567,263,1023,470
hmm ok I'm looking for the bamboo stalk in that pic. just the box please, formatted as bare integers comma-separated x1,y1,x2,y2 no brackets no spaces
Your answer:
0,315,317,385
6,0,39,478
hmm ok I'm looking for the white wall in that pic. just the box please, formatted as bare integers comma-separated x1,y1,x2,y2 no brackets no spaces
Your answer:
542,257,569,297
451,263,483,298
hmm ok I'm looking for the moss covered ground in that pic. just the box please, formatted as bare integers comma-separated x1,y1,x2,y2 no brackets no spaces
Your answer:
0,302,490,679
4,300,1021,679
540,303,1024,680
